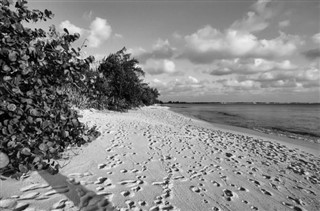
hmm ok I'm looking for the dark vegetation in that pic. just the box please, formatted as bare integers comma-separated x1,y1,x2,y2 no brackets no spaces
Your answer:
0,0,160,177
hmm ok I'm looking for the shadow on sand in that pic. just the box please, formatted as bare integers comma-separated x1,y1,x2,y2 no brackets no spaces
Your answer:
38,170,117,210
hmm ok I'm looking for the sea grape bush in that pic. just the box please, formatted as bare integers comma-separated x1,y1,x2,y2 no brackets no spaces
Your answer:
96,48,160,111
0,0,99,176
0,0,160,177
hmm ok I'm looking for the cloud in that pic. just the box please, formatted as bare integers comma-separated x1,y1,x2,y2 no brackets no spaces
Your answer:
87,17,112,48
59,20,84,35
173,32,182,39
136,39,175,63
312,32,320,44
188,76,199,84
150,77,208,97
231,0,274,33
302,48,320,60
238,64,320,89
83,10,93,21
143,59,176,75
222,79,260,90
180,25,301,64
114,33,123,39
278,20,290,28
207,58,297,76
59,17,112,48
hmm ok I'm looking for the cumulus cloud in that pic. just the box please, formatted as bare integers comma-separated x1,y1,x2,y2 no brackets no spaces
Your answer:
114,33,123,39
87,17,112,47
207,58,297,76
59,17,112,48
231,0,274,33
302,48,320,60
188,76,199,84
150,77,208,97
312,33,320,44
278,20,290,28
136,39,175,63
143,59,176,75
238,64,320,89
83,10,93,21
222,79,260,90
180,26,301,64
301,33,320,60
60,20,84,35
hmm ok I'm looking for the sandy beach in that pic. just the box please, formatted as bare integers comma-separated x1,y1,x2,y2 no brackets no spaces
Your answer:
1,106,319,211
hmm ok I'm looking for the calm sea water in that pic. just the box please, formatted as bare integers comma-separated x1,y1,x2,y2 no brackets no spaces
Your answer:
166,103,320,143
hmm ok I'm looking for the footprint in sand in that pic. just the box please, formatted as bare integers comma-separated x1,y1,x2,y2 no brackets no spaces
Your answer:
287,196,305,206
76,188,116,211
248,178,261,187
131,186,142,192
211,181,221,187
223,189,237,201
282,202,307,211
190,185,201,194
121,190,134,197
238,186,248,192
260,188,272,196
94,177,109,185
251,205,259,210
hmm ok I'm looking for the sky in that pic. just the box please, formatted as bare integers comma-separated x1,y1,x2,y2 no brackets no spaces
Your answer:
26,0,320,102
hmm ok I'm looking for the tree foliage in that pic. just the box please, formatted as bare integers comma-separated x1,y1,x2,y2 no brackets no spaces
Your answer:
0,0,160,177
0,0,99,177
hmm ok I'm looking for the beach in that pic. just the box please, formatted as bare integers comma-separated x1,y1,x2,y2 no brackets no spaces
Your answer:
1,106,319,211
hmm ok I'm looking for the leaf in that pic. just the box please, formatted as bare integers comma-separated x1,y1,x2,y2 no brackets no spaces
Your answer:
29,109,40,117
72,118,79,127
7,103,17,111
21,148,31,156
32,156,41,164
49,147,56,154
8,51,18,61
0,152,10,169
74,33,80,39
63,28,69,34
39,143,48,152
27,116,33,124
2,65,11,72
61,130,69,138
18,164,28,173
3,76,12,81
21,98,33,104
82,135,88,142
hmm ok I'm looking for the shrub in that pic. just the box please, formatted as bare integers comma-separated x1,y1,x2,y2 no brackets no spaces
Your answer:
0,0,99,177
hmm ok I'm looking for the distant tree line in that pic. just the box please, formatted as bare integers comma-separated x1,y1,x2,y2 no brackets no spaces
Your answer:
0,0,159,177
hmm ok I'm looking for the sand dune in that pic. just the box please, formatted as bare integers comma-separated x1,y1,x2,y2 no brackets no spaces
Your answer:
1,106,319,211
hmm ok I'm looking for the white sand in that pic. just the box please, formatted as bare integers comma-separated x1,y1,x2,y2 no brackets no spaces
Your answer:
1,106,319,211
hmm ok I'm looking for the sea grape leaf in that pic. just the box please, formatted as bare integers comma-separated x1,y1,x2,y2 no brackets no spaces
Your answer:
18,164,28,173
21,147,31,155
29,109,40,116
0,152,10,169
39,143,48,152
63,28,69,34
8,51,18,61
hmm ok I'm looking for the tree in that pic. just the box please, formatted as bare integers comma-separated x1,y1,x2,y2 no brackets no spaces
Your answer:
0,0,98,176
97,47,147,110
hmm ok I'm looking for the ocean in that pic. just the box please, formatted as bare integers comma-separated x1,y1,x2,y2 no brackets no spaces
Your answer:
165,103,320,143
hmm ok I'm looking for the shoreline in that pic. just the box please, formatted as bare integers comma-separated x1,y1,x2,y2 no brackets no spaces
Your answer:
1,106,319,211
165,106,320,156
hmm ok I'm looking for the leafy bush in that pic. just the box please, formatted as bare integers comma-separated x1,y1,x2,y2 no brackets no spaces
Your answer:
0,0,160,177
0,0,99,177
96,48,159,111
